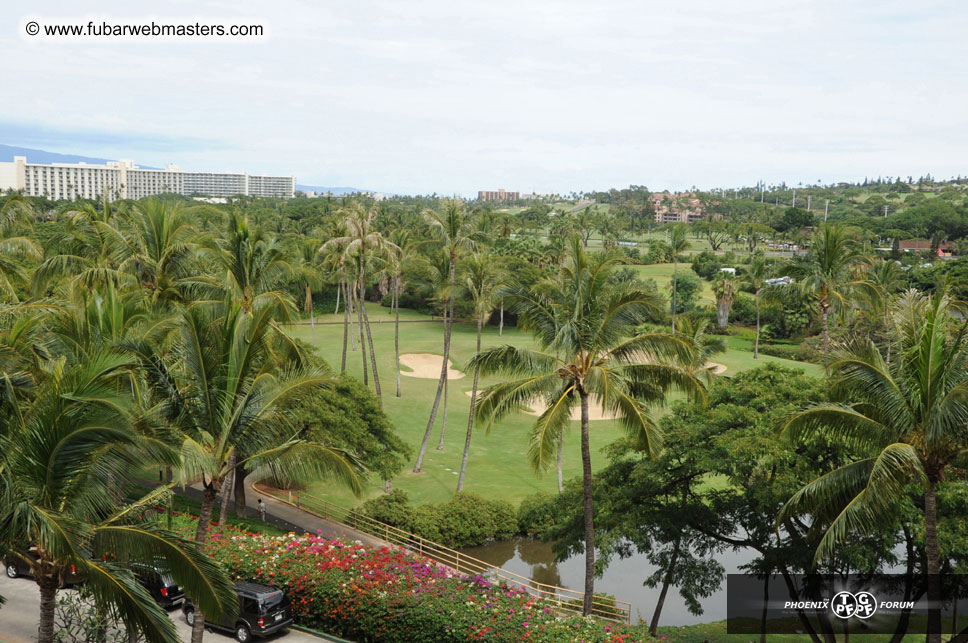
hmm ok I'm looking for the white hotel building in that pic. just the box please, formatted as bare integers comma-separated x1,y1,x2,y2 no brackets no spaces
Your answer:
0,156,295,201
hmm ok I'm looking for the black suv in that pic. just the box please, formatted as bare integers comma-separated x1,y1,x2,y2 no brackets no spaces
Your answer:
183,581,293,642
3,549,86,586
132,561,185,609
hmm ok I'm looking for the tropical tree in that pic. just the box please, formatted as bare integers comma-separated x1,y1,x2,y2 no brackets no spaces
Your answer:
673,317,726,385
0,352,236,643
382,230,419,398
129,299,362,643
317,223,354,372
413,200,479,472
780,290,968,643
668,224,691,332
0,196,42,302
456,252,503,492
470,238,704,615
712,275,739,331
788,224,867,365
745,254,769,358
321,201,395,405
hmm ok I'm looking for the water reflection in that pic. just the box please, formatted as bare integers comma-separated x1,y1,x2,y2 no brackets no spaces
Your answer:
461,537,755,626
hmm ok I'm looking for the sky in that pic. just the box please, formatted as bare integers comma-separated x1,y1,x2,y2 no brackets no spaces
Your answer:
2,0,967,196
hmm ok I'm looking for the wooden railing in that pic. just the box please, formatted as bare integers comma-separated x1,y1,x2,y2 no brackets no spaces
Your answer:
260,486,633,624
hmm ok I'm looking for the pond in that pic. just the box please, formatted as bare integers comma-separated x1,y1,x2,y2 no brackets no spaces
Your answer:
460,537,756,626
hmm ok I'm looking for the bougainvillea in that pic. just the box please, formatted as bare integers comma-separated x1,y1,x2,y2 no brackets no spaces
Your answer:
174,514,656,643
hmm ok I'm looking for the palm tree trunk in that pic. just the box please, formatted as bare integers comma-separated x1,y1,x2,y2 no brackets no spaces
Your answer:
394,288,401,397
190,483,219,643
359,276,383,406
437,298,453,450
671,256,678,332
219,450,236,527
557,435,564,493
356,278,368,385
347,278,357,351
499,304,504,336
754,291,760,359
457,316,483,492
649,532,682,635
340,280,349,372
334,278,341,314
306,285,316,344
579,390,595,617
37,576,59,643
925,480,943,643
234,466,248,518
414,267,456,473
822,304,831,369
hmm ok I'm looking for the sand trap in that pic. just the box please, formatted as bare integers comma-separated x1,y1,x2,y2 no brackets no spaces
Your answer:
399,353,465,380
466,391,617,421
705,362,728,375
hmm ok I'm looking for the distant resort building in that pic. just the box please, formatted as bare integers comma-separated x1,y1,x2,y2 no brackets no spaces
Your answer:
0,155,295,201
898,240,954,256
652,192,704,223
478,189,520,202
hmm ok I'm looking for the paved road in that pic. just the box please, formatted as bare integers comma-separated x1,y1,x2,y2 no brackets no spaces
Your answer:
0,575,318,643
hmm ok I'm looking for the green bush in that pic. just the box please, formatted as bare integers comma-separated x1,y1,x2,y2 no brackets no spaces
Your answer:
356,491,518,548
517,492,558,537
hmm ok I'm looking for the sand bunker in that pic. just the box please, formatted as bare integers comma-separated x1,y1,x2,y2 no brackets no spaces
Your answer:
466,391,617,421
705,362,728,375
399,353,465,380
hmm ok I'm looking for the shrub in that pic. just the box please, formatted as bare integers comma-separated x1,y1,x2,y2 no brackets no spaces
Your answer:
357,489,414,527
517,492,558,537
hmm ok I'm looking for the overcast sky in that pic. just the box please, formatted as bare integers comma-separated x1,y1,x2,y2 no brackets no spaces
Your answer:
2,0,967,195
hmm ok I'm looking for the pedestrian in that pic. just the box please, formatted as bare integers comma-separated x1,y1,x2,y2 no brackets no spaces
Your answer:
257,498,266,522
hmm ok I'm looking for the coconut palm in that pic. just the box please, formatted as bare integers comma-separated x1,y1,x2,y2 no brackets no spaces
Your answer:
780,290,968,643
456,252,503,492
382,230,419,398
745,254,769,358
0,352,236,643
320,201,395,405
128,298,362,643
413,200,480,473
119,199,211,311
712,275,739,331
787,224,867,365
317,222,354,372
470,238,704,615
0,196,42,302
673,316,727,385
668,223,691,332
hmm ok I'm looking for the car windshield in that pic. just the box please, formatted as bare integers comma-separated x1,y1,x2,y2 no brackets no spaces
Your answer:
259,591,285,613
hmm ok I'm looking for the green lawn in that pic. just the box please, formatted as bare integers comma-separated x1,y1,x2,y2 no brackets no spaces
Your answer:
631,262,717,305
286,306,821,508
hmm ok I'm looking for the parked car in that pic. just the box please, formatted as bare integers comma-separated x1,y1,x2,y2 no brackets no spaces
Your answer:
132,561,185,609
3,549,86,586
183,581,293,642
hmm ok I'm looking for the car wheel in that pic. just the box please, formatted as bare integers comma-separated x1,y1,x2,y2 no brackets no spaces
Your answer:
235,624,251,642
185,609,195,626
5,563,18,579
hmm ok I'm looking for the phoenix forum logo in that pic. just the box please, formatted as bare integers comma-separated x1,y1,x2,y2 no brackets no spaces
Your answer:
831,591,878,619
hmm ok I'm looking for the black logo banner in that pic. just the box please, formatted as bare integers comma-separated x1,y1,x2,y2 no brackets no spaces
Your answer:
726,574,968,635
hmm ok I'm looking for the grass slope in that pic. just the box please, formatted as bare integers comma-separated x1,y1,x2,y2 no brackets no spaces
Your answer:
287,306,820,507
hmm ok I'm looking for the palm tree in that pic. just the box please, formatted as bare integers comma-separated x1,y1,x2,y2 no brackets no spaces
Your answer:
745,254,769,358
0,352,236,643
321,202,395,405
470,238,704,615
383,230,418,398
0,196,42,302
129,298,362,643
202,211,297,313
712,275,739,331
317,223,354,372
673,316,726,385
668,224,691,332
413,200,480,473
780,290,968,643
456,253,503,492
788,224,866,365
119,199,210,310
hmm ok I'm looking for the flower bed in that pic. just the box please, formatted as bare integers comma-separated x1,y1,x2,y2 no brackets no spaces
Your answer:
194,520,656,642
